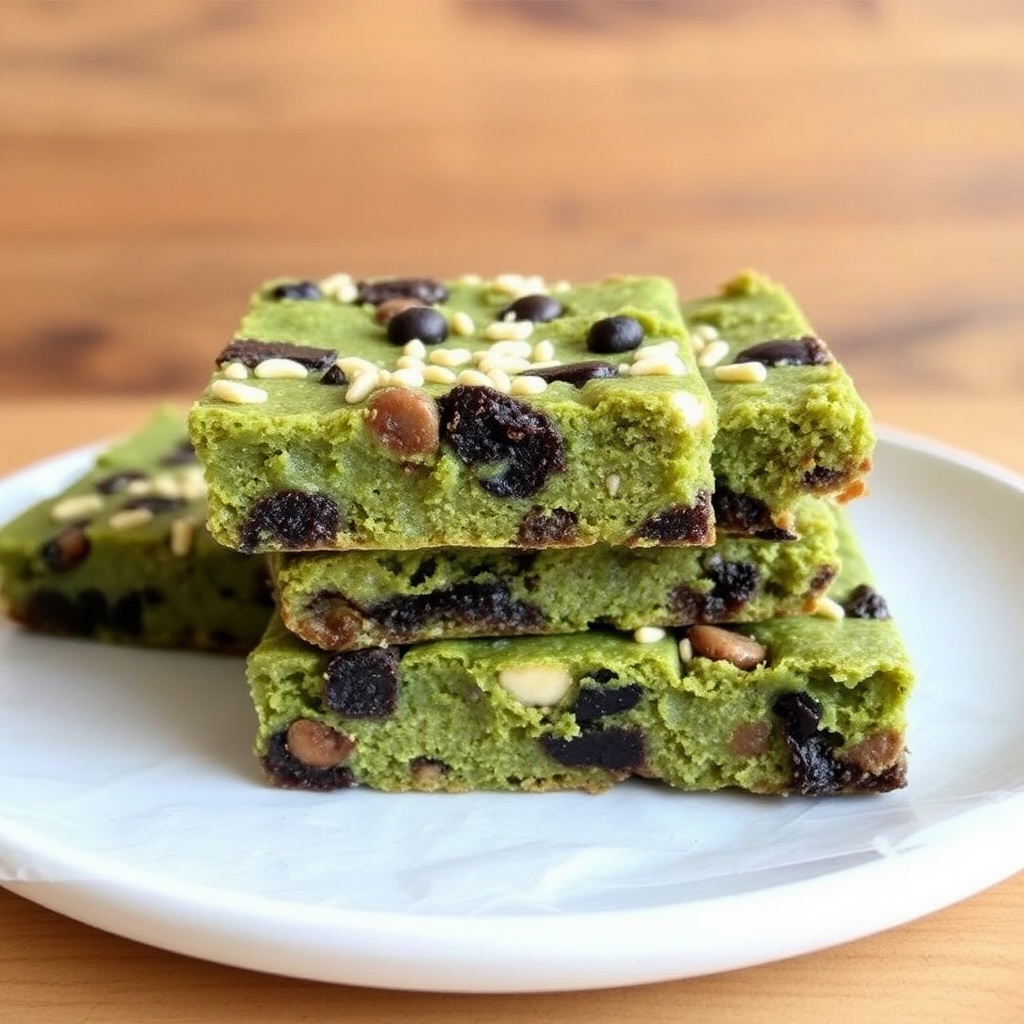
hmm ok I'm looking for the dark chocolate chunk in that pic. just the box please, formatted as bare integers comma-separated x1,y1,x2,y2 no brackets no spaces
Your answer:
122,496,186,516
586,315,644,354
238,490,341,552
572,684,643,725
356,277,449,307
540,727,645,771
520,360,617,389
22,588,107,636
110,591,144,636
159,440,200,467
438,385,566,498
843,583,891,620
773,692,845,795
386,306,449,346
498,294,565,324
516,507,578,546
323,647,401,719
733,336,832,368
261,730,355,791
319,364,348,386
367,581,544,640
633,491,713,544
216,338,338,371
712,485,796,540
267,280,322,301
95,470,147,495
41,525,91,572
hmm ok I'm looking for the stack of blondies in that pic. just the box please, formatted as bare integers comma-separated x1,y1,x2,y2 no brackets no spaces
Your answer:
183,270,912,796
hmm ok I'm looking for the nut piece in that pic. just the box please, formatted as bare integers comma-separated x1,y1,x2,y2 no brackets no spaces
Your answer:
498,663,572,707
687,624,768,670
286,718,355,768
366,387,440,457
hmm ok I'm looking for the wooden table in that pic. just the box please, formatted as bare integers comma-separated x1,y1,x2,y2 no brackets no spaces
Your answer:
2,2,1023,1020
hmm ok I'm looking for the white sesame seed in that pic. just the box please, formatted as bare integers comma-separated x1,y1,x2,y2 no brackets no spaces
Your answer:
211,379,268,405
813,596,847,621
169,515,198,557
457,369,494,388
697,339,731,368
714,362,768,384
605,473,621,497
395,355,427,371
337,356,379,377
484,320,534,342
483,339,534,359
486,367,512,393
319,272,358,303
532,339,555,363
693,323,720,342
403,338,427,360
108,508,154,531
391,367,425,388
51,493,104,522
634,341,679,360
678,637,694,662
344,370,380,404
254,358,309,380
428,347,473,367
629,356,688,377
450,311,475,336
671,392,707,428
423,365,458,384
634,626,666,644
509,374,548,396
221,361,249,380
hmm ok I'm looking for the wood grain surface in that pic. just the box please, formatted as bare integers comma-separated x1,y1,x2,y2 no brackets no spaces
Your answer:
1,2,1023,1022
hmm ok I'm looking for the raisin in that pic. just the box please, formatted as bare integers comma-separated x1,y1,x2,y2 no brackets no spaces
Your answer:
586,315,644,354
438,385,566,498
261,730,355,791
239,490,341,552
712,485,796,540
323,647,400,718
216,338,337,371
122,496,185,516
773,692,845,795
320,364,348,386
516,507,578,546
540,727,645,771
95,470,147,494
267,280,322,301
520,360,617,389
733,336,832,367
498,294,564,323
671,557,760,622
633,491,713,544
356,277,448,306
843,583,891,620
572,684,643,725
386,306,449,346
41,525,91,572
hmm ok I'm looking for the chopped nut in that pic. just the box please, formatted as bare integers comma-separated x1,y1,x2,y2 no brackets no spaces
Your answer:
509,374,548,396
678,637,694,663
687,624,768,670
108,507,155,531
221,360,249,380
450,311,475,336
484,320,534,342
633,626,666,644
423,365,458,384
390,367,426,388
714,362,768,384
697,339,730,368
169,515,198,557
211,379,269,405
254,357,309,380
729,721,772,757
456,368,494,388
605,473,621,497
286,718,355,768
344,370,381,404
670,392,706,428
52,493,104,523
428,347,473,367
532,338,555,363
319,272,358,303
498,663,573,707
402,338,427,360
630,356,688,377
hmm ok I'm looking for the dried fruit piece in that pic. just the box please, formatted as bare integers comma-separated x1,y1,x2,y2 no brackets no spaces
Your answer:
41,525,91,572
319,364,348,386
238,490,341,552
323,647,400,718
773,691,844,795
366,387,440,458
516,507,578,546
712,485,796,540
633,492,714,544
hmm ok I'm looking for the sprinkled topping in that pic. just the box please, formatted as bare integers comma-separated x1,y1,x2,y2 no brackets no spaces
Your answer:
714,362,768,384
428,347,473,367
587,315,644,354
387,306,449,346
484,320,534,342
486,368,512,394
456,369,493,388
109,507,155,531
605,473,621,497
216,339,336,371
254,357,309,380
221,361,249,380
52,494,104,523
403,338,427,360
391,367,426,388
394,355,425,371
532,338,555,363
813,596,846,621
509,374,548,396
211,379,269,404
319,272,358,303
634,626,666,644
450,310,475,336
697,339,730,368
268,280,321,301
678,637,694,662
169,515,199,557
629,354,688,377
344,370,381,404
498,294,564,324
692,323,719,343
491,273,547,298
424,365,458,384
95,471,147,495
178,467,208,501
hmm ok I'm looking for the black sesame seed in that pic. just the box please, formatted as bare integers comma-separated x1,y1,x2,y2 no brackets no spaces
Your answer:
268,280,322,301
586,315,643,354
498,294,564,324
386,306,449,347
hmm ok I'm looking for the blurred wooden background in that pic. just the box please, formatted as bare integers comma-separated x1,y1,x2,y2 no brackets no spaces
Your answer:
1,0,1023,425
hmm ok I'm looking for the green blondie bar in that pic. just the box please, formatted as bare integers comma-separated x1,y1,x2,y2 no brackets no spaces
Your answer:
0,409,272,653
270,497,839,651
686,270,875,537
248,513,912,796
189,273,718,552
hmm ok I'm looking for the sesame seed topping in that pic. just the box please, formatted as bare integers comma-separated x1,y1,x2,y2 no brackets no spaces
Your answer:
450,311,475,336
254,357,309,380
678,638,694,662
221,361,249,380
319,272,358,303
402,338,427,360
391,367,426,388
211,379,269,404
170,515,199,557
714,362,768,384
423,365,458,384
813,596,847,621
532,339,555,363
428,347,473,367
344,370,380,404
109,508,155,531
605,473,621,497
630,356,688,377
457,369,493,388
52,493,104,522
484,320,534,342
697,339,731,368
634,626,666,644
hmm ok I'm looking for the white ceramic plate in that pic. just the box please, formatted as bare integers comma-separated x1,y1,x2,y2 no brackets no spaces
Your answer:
1,429,1023,993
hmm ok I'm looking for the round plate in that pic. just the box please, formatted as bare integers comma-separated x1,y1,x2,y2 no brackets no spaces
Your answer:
1,429,1023,992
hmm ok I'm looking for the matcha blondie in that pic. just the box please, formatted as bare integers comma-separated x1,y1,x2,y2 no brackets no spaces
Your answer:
270,497,839,651
189,273,718,552
248,512,912,796
686,271,875,537
0,409,272,653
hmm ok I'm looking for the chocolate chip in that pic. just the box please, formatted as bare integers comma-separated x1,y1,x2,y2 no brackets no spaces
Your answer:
261,730,355,791
520,360,617,389
23,588,107,635
586,316,643,354
366,387,440,458
438,385,566,498
375,297,427,324
239,490,341,552
356,277,448,306
633,491,713,544
773,692,845,795
498,294,564,323
320,364,348,386
268,280,322,301
843,583,891,620
110,591,143,636
516,507,578,546
712,485,796,540
671,557,761,622
216,338,337,371
540,727,645,771
95,470,147,495
572,684,643,725
41,525,91,572
122,496,185,516
386,306,448,346
733,336,832,368
323,647,400,718
159,441,200,467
